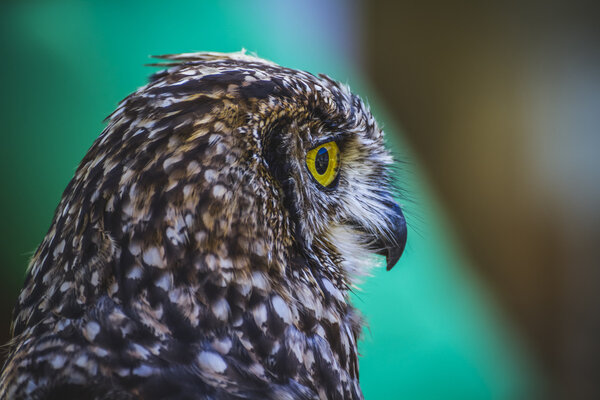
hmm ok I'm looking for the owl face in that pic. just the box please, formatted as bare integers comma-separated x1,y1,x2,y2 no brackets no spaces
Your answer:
250,67,407,285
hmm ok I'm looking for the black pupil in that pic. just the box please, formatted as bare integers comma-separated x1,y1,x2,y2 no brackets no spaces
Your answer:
315,147,329,175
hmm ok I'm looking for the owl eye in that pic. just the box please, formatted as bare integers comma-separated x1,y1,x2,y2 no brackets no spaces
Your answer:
306,141,340,187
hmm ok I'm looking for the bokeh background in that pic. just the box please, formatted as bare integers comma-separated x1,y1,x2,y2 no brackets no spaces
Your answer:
1,1,599,399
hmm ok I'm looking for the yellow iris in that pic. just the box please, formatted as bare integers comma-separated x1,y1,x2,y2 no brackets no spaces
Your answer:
306,141,340,187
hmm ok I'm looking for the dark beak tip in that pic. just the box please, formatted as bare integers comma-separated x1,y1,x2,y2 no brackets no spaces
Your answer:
386,252,400,271
362,198,408,271
384,212,407,271
385,235,406,271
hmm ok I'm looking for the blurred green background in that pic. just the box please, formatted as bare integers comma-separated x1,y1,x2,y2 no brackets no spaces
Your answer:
3,1,599,399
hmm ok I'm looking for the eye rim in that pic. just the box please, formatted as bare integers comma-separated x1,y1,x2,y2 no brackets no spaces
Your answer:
306,141,340,188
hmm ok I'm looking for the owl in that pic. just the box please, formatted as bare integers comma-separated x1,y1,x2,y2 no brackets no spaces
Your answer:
0,52,406,400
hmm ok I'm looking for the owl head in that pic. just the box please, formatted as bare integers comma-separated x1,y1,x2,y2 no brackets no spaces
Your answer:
113,51,408,292
151,51,405,285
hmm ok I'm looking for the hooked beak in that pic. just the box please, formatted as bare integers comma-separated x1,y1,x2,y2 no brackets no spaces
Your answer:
373,201,407,271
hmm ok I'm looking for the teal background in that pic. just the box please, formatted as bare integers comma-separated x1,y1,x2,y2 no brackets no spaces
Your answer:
0,1,544,398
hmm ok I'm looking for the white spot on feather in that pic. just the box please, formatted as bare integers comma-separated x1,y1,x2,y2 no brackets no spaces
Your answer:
212,185,226,199
59,282,72,293
75,354,89,367
53,239,65,258
183,184,193,197
50,355,66,369
155,274,171,291
166,226,185,246
83,321,101,342
127,265,143,280
212,298,230,322
204,169,217,182
90,271,99,286
197,351,227,374
253,303,268,328
271,295,292,324
187,161,200,175
163,154,182,171
212,337,232,355
321,278,345,303
142,246,163,267
133,365,154,377
249,363,265,377
251,272,269,291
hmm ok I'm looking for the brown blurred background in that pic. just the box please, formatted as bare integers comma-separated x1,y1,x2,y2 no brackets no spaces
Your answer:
364,1,600,398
